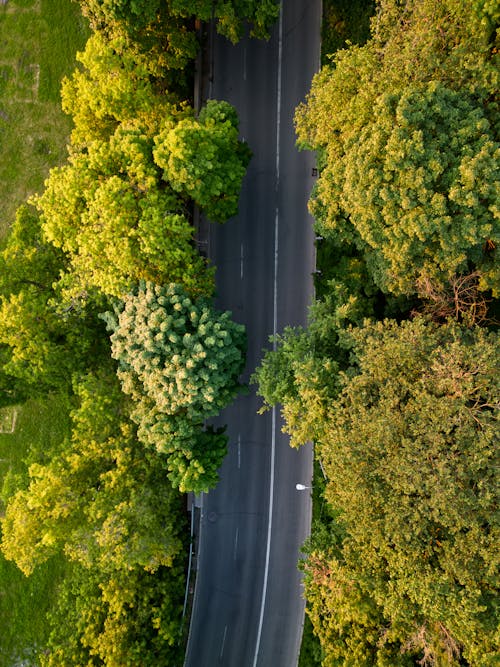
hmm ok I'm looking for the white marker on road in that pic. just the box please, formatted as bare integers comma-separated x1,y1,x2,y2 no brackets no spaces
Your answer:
237,434,241,468
233,527,239,561
219,625,228,659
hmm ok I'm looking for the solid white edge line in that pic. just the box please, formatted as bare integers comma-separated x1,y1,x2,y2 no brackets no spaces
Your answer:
252,4,283,666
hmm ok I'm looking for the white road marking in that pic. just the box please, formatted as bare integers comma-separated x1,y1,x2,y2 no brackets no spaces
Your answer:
252,5,283,667
240,243,244,280
273,207,279,340
219,625,228,659
243,46,247,81
237,434,241,468
233,527,239,561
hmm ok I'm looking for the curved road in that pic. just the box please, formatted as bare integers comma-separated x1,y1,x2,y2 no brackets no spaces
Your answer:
184,2,321,665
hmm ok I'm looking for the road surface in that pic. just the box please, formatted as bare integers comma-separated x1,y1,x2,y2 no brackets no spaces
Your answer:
184,2,321,665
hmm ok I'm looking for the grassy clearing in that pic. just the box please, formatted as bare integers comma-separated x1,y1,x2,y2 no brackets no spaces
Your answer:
0,394,72,666
0,0,89,236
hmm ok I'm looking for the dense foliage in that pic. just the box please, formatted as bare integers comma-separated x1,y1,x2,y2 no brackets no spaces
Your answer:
103,282,246,491
2,371,187,664
296,0,499,298
302,319,499,666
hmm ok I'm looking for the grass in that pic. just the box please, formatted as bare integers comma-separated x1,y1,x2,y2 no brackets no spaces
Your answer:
0,394,73,665
0,0,89,236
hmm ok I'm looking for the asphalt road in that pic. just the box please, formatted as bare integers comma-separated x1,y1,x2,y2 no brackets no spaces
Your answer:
184,2,321,666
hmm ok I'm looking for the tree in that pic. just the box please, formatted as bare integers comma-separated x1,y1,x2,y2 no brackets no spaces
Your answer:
302,318,499,665
0,206,105,395
60,32,181,146
295,0,500,297
102,281,246,491
252,274,375,448
298,81,499,296
35,124,213,300
0,204,64,298
170,0,280,43
104,281,246,424
154,100,252,222
41,561,185,667
77,0,199,77
1,370,184,576
253,326,340,449
79,0,279,49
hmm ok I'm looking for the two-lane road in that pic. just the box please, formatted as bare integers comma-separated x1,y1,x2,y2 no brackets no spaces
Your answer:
184,2,321,665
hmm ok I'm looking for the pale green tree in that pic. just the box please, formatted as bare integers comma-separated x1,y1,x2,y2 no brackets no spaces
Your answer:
102,281,246,491
104,281,246,423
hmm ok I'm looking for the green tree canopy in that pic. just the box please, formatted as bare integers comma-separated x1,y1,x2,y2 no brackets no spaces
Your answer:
154,100,252,222
0,205,106,395
61,32,182,146
105,281,246,422
102,282,246,491
1,370,183,576
41,560,185,667
295,0,499,297
301,318,499,665
312,83,499,294
35,123,213,300
79,0,279,49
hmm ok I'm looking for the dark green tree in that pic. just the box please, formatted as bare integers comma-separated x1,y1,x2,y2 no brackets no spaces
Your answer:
41,560,185,667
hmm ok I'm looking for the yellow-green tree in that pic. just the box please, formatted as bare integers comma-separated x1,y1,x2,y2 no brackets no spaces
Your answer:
1,371,183,576
154,100,252,222
300,318,499,665
35,123,213,300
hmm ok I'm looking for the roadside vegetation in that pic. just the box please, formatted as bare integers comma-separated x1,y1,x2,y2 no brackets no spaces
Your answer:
0,0,278,664
263,1,499,665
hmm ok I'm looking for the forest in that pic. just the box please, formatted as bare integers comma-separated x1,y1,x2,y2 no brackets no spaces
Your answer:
256,1,499,665
0,0,498,665
0,0,279,664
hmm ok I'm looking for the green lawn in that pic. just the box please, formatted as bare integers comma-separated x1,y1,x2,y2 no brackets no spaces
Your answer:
0,0,89,235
